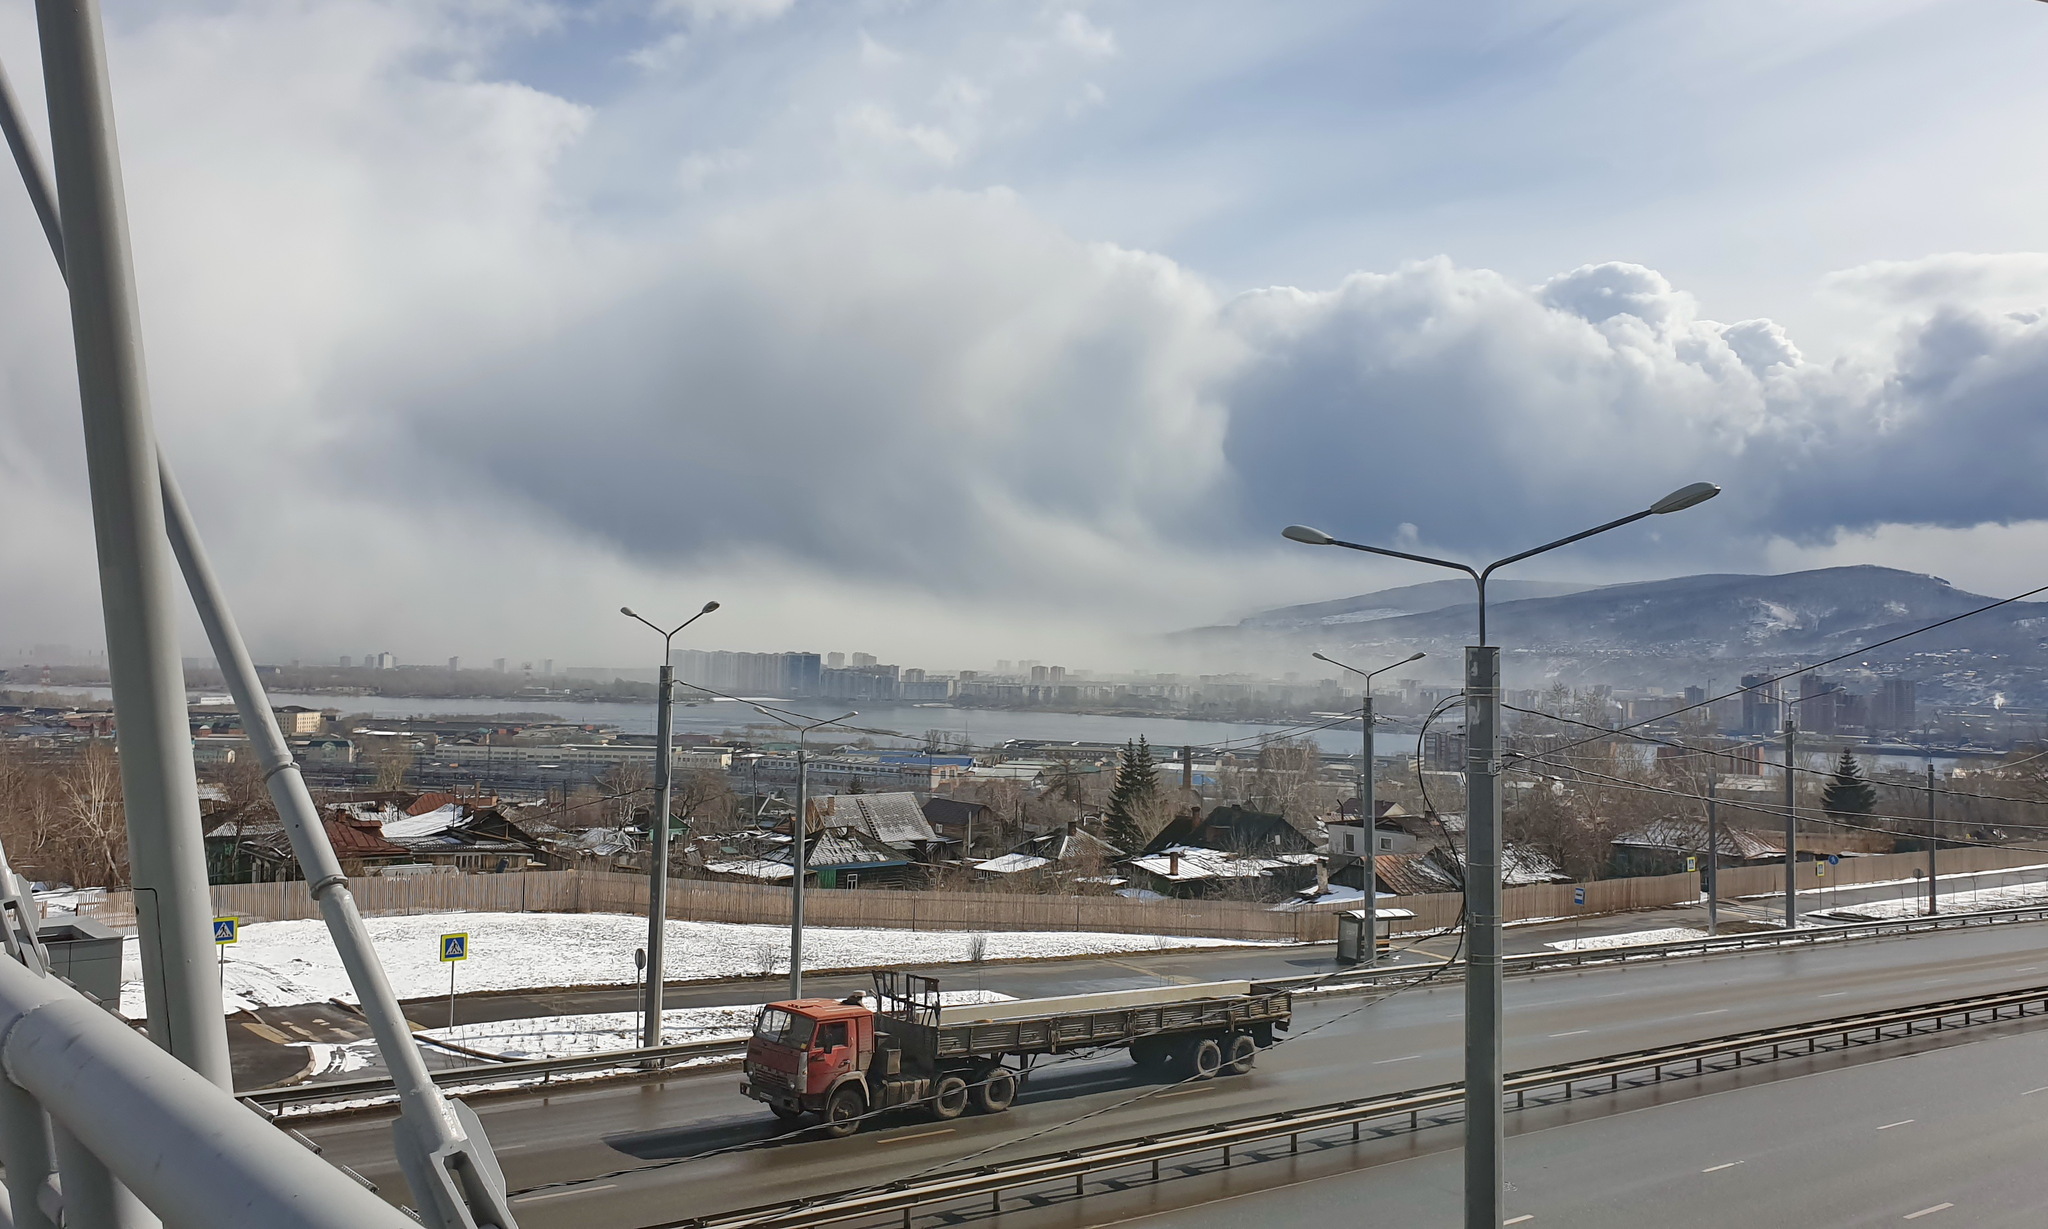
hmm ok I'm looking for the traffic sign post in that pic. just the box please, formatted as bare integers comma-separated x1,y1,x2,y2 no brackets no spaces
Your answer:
214,916,237,983
440,933,468,1029
1572,886,1585,946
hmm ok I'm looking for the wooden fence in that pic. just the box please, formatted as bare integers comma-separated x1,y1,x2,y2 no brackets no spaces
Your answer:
53,846,2048,947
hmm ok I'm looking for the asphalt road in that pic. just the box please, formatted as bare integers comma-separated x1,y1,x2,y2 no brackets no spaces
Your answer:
1077,1011,2048,1228
296,914,2048,1228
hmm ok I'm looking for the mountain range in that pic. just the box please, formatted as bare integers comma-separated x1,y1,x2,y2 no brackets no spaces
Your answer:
1180,566,2048,703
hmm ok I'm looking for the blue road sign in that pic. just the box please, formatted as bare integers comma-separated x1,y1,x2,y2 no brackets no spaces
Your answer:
1573,887,1586,906
1827,853,1841,865
440,933,469,962
212,917,238,945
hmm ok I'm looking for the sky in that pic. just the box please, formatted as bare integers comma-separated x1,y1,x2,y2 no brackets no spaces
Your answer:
3,0,2048,674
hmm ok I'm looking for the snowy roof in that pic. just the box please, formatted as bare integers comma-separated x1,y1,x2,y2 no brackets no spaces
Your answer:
1613,818,1779,860
705,858,794,882
975,853,1053,875
817,793,937,848
380,805,463,840
1127,844,1301,882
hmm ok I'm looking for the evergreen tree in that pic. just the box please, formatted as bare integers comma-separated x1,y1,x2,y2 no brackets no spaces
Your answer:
1103,737,1158,853
1821,752,1876,819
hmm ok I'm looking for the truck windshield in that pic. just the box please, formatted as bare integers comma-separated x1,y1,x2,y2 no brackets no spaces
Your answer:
753,1007,815,1048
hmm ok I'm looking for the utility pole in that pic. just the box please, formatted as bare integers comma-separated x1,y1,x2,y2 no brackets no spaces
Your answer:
792,740,808,999
1360,689,1376,966
1783,715,1798,929
38,0,228,1086
1926,763,1938,917
642,660,674,1048
621,602,719,1048
1463,645,1503,1229
1705,768,1718,937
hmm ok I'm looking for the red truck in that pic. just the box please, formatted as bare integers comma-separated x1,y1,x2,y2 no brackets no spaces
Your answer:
740,972,1293,1136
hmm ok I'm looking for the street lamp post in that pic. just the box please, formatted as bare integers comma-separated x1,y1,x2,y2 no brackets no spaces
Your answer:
1312,650,1424,966
620,601,719,1048
754,708,858,999
1283,481,1718,1229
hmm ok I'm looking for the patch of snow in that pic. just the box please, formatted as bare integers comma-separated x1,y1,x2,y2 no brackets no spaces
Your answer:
1814,880,2048,922
121,911,1267,1017
1544,926,1709,952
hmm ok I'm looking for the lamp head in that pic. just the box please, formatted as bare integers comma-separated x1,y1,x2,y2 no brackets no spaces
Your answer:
1312,651,1333,663
619,606,638,618
1282,524,1336,546
700,601,721,614
1649,482,1720,515
1405,651,1427,664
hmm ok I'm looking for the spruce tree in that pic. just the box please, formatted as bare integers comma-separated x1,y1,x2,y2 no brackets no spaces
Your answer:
1821,752,1876,820
1103,737,1158,853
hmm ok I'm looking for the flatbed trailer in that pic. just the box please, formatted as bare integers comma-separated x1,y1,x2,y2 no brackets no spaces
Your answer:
740,972,1293,1136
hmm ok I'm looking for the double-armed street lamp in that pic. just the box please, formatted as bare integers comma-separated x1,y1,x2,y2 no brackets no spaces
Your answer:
753,707,859,999
1312,649,1424,966
1283,480,1718,1229
620,601,720,1047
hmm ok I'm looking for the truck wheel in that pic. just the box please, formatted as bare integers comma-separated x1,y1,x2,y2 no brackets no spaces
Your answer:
931,1075,970,1120
973,1069,1017,1114
1190,1037,1224,1080
822,1084,867,1138
1225,1034,1258,1075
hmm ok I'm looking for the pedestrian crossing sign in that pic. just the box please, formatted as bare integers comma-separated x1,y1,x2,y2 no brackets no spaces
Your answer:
440,933,468,962
213,917,238,945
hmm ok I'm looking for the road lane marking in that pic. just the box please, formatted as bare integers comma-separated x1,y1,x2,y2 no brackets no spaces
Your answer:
2016,966,2037,972
514,1184,616,1203
1156,1086,1215,1098
1903,1203,1953,1219
1817,991,1850,998
1694,1008,1729,1015
1374,1054,1421,1064
1877,1119,1914,1130
1504,1217,1534,1225
2023,1086,2048,1096
1549,1030,1589,1038
879,1127,956,1144
1702,1161,1743,1173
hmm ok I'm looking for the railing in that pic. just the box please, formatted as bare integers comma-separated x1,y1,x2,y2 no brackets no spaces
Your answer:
654,983,2048,1229
251,899,2048,1117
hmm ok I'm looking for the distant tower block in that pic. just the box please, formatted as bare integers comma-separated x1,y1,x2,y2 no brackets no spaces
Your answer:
339,655,352,668
493,657,507,673
447,656,460,671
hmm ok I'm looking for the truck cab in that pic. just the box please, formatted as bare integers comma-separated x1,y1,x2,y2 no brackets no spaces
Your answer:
741,998,875,1126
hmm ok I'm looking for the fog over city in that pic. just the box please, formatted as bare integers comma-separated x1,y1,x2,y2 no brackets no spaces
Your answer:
4,1,2048,669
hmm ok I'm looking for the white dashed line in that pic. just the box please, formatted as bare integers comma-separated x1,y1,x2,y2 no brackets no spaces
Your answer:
2023,1086,2048,1096
1374,1054,1421,1064
1903,1203,1953,1220
1818,991,1850,998
1877,1119,1914,1130
1549,1030,1590,1038
1695,1008,1729,1015
1504,1217,1535,1226
1702,1161,1743,1173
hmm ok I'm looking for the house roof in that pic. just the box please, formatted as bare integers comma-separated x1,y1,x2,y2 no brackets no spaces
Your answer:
922,796,991,828
816,792,937,848
325,813,408,858
1612,819,1780,860
1126,844,1317,883
1141,805,1315,856
1371,852,1462,896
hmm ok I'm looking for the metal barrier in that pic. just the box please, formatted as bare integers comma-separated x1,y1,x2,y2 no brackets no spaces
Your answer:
661,983,2048,1229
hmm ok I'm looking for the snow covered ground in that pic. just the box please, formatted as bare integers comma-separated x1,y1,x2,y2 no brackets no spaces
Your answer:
1813,880,2048,922
1544,926,1709,952
119,911,1264,1017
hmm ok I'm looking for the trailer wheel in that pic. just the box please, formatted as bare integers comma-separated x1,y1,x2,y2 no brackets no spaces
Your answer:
822,1084,867,1138
973,1069,1017,1114
1225,1033,1258,1075
1189,1037,1224,1080
931,1075,970,1120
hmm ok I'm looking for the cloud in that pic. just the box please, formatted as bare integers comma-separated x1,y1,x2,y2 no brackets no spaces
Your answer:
5,0,2048,671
